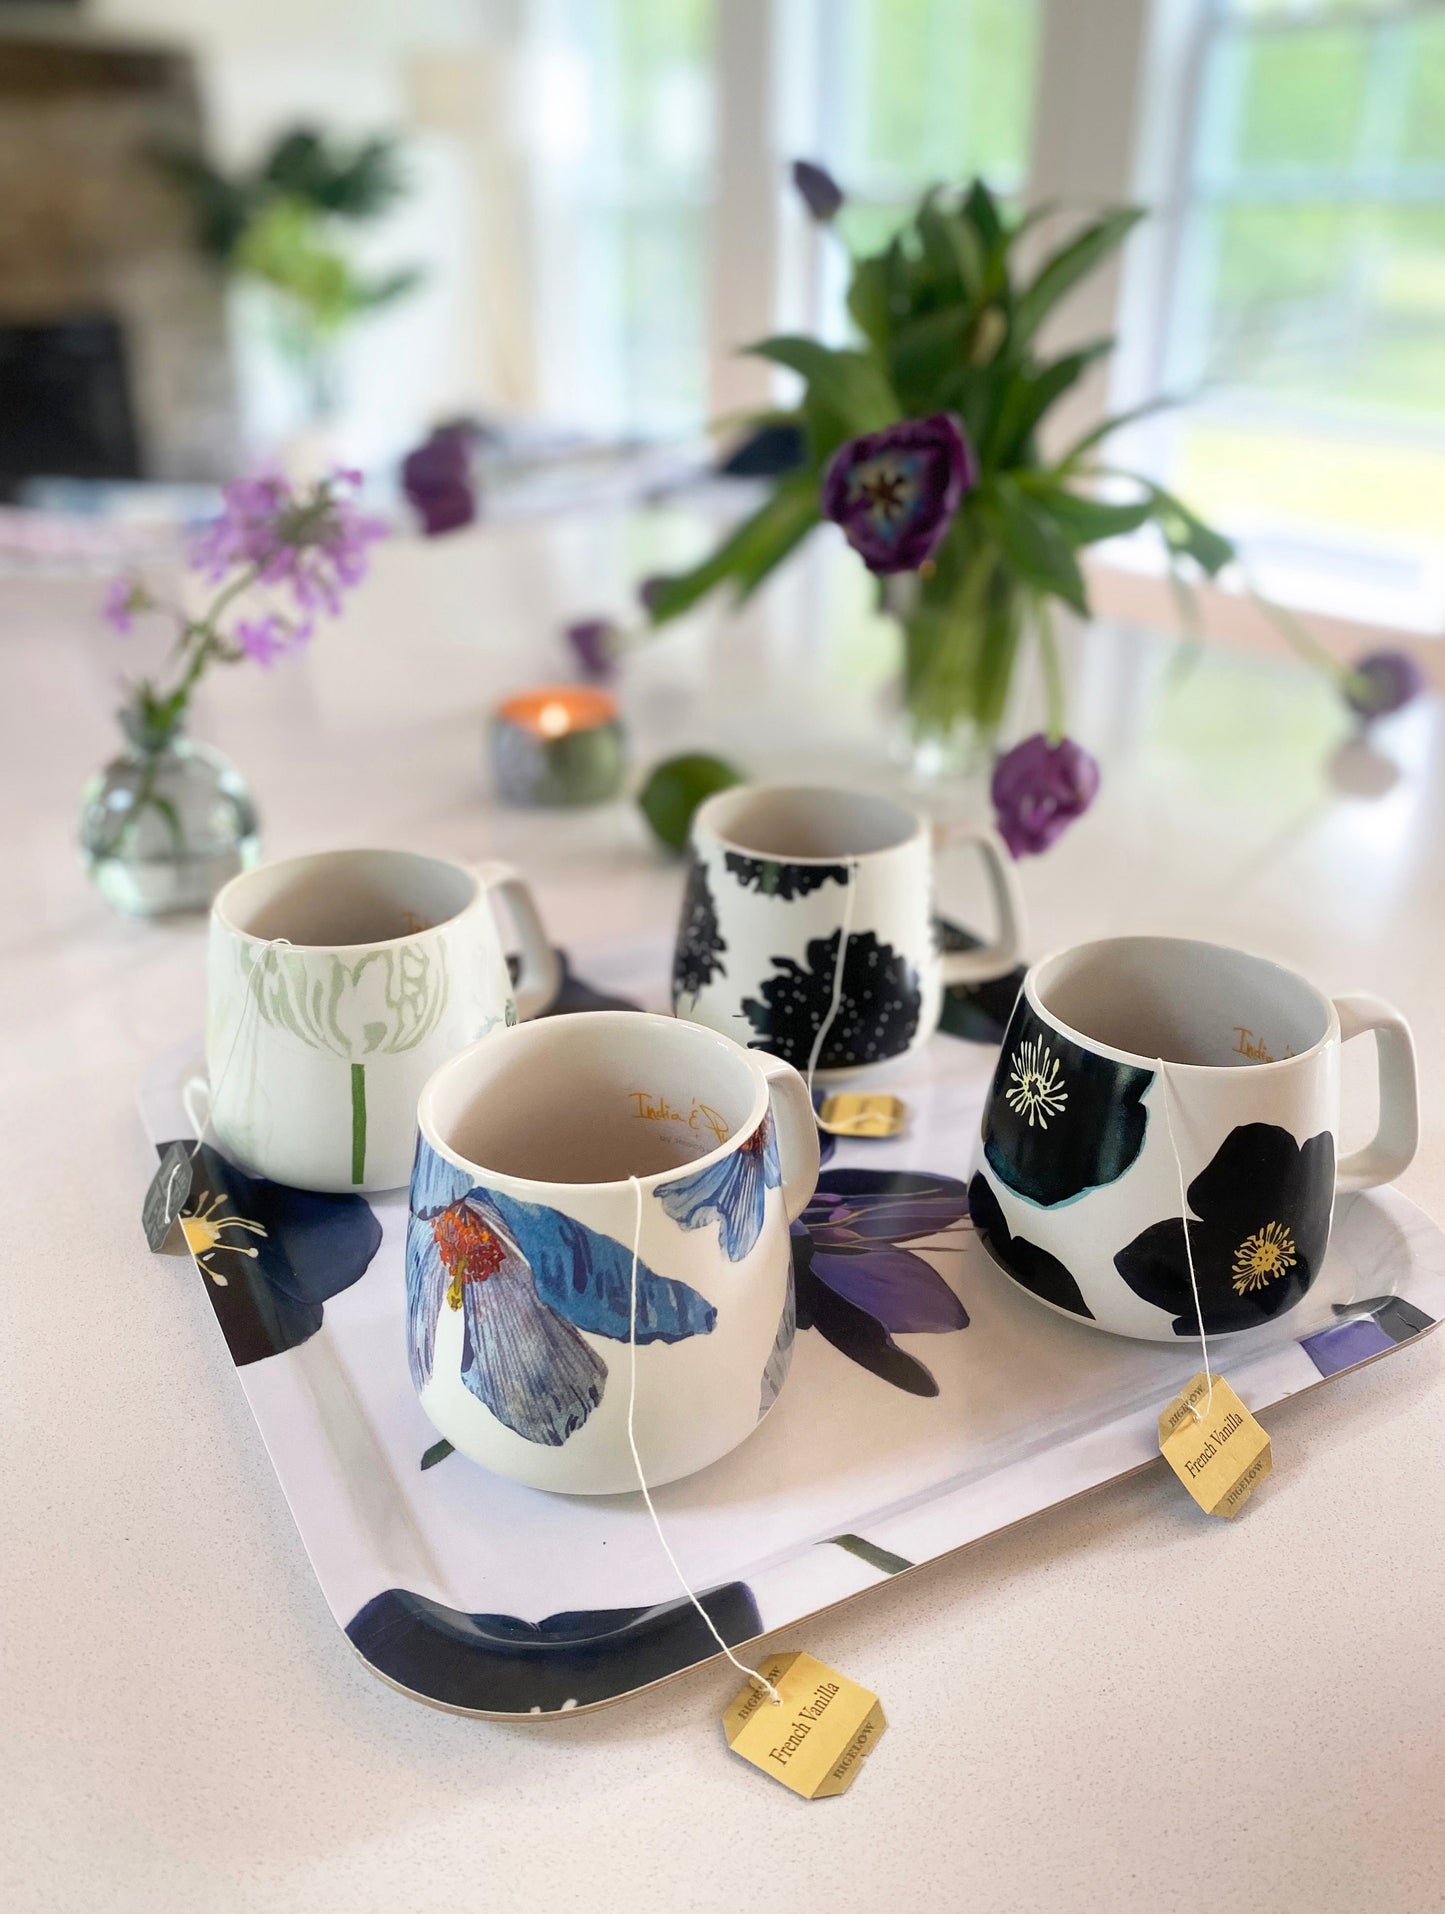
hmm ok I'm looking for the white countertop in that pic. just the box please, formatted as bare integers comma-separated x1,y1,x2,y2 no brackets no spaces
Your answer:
4,510,1443,1914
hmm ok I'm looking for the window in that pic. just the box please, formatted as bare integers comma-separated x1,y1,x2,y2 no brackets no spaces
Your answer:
527,0,717,437
805,0,1041,336
1149,0,1445,624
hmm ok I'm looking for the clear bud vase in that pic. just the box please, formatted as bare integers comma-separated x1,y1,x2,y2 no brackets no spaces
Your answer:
79,722,261,919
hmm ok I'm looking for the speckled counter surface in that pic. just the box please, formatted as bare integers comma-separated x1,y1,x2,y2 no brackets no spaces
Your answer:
4,522,1443,1914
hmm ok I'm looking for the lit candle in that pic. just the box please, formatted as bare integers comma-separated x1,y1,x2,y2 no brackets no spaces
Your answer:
490,685,627,807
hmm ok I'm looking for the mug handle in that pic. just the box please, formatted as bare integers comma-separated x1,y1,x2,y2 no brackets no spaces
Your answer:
1333,993,1420,1191
935,824,1028,987
474,860,561,1022
757,1053,822,1224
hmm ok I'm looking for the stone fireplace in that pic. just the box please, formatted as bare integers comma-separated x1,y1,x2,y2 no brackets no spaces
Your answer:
0,30,238,492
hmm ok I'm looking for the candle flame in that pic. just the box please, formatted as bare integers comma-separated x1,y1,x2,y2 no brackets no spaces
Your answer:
537,701,572,738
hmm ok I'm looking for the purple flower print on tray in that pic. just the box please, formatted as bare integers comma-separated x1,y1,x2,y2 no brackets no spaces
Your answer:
794,1168,971,1395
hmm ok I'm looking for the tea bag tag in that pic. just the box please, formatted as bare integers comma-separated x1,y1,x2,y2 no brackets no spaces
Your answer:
816,1092,907,1139
1158,1372,1272,1519
142,1142,193,1254
723,1651,887,1798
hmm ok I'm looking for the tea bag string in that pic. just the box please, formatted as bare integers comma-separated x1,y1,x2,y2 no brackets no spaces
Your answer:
625,1176,782,1707
805,862,875,1134
183,938,292,1161
1156,1059,1215,1424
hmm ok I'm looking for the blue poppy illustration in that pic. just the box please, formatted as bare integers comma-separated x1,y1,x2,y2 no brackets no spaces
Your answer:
654,1113,780,1262
156,1139,382,1367
758,1259,796,1418
408,1136,717,1448
794,1168,971,1395
347,1580,764,1715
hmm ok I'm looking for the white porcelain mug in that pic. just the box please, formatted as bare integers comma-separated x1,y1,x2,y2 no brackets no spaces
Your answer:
968,935,1420,1341
673,783,1026,1078
205,848,559,1193
407,1010,820,1493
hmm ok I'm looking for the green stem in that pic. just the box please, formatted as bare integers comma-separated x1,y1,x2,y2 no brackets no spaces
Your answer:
1035,598,1065,745
350,1063,367,1184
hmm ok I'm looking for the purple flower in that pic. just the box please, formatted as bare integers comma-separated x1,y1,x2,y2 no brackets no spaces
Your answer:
234,615,299,667
991,733,1100,859
821,413,976,574
792,159,844,224
1344,649,1427,722
565,617,620,682
401,427,477,537
103,577,146,635
794,1169,970,1396
191,469,386,621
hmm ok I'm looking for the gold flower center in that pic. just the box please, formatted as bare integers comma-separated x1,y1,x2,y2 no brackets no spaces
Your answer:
1231,1220,1297,1295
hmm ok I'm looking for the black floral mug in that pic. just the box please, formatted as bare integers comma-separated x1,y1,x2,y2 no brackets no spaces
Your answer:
969,936,1419,1340
673,784,1025,1077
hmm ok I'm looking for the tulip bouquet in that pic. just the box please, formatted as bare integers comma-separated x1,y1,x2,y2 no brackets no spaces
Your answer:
644,172,1235,846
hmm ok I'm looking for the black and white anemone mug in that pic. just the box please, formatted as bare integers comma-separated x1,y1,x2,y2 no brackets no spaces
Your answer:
672,784,1026,1078
969,935,1419,1341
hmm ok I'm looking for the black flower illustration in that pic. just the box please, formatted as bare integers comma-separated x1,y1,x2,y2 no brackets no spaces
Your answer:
967,1173,1093,1320
723,851,850,899
347,1581,763,1715
1114,1123,1335,1335
983,996,1154,1206
934,917,1025,1045
672,855,726,1002
158,1139,381,1366
743,929,921,1069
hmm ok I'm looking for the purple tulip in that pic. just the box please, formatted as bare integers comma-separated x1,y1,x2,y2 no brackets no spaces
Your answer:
401,427,477,537
638,574,672,618
565,617,620,682
792,159,844,224
821,413,976,574
991,733,1100,859
1344,649,1427,722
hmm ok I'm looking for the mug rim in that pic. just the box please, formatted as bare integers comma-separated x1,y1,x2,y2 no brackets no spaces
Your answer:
692,781,925,866
1025,934,1340,1076
212,846,484,953
415,1009,773,1194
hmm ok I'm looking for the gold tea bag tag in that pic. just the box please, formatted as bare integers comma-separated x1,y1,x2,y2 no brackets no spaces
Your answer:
723,1651,887,1798
1158,1373,1272,1519
142,1142,193,1254
816,1093,907,1139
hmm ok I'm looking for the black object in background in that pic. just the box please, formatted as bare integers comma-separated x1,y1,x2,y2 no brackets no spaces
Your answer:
0,316,143,494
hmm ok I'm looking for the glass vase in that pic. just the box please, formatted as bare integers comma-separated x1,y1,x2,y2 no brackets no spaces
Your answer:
79,730,261,918
896,561,1025,785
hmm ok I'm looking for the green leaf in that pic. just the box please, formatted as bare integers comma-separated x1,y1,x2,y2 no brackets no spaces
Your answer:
846,255,893,351
887,307,971,413
1055,392,1180,469
1011,208,1145,354
960,177,1004,252
645,476,822,626
1020,479,1154,547
986,338,1114,467
745,336,897,436
1126,477,1235,577
420,1439,454,1470
981,475,1089,613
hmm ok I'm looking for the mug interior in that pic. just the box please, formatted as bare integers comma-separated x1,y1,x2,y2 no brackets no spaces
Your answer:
703,784,918,861
217,849,477,947
1033,937,1330,1068
427,1013,764,1184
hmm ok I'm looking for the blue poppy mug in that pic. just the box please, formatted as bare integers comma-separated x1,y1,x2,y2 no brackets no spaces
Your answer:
408,1010,820,1493
969,936,1419,1342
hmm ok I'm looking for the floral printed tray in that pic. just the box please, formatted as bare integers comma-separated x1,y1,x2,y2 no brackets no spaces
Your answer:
138,939,1445,1719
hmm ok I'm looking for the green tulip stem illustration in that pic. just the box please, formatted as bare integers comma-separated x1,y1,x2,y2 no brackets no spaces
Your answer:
351,1063,367,1184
